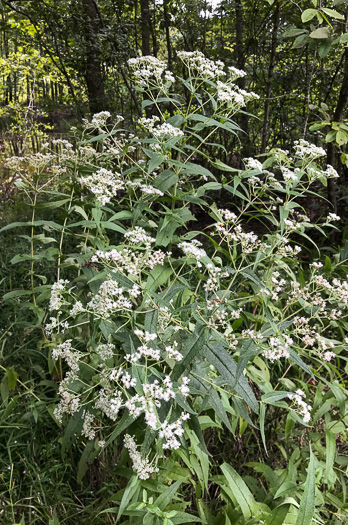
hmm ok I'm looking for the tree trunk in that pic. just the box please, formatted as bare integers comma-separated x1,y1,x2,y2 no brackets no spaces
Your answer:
327,48,348,211
327,9,348,211
163,0,172,70
82,0,107,114
140,0,151,56
261,0,281,153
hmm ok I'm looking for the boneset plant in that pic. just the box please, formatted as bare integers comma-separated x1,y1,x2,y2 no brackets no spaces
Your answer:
2,52,347,524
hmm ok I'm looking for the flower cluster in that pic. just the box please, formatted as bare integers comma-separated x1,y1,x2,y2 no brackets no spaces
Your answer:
288,389,312,423
86,278,138,318
80,168,125,206
178,240,207,267
294,139,326,160
124,434,159,480
262,335,292,362
139,116,184,140
177,50,225,79
124,226,156,248
49,279,70,311
128,56,174,87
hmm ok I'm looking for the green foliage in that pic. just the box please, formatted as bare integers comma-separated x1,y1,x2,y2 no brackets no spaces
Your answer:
1,51,347,525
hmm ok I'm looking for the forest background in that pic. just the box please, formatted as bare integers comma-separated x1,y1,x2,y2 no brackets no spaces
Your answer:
0,0,348,524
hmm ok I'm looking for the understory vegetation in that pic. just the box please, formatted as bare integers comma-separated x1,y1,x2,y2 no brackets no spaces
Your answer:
0,2,348,525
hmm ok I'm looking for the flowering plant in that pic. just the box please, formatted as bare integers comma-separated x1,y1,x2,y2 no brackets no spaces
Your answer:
3,52,347,524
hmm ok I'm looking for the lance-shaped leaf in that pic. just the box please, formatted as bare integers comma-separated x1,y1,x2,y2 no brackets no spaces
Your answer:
204,342,259,414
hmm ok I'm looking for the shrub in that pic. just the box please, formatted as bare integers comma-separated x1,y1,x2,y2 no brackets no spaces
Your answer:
2,52,347,524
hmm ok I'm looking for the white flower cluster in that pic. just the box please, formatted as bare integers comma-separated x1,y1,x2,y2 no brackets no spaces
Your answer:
215,224,259,254
52,340,80,373
96,343,115,360
228,66,247,80
203,264,229,293
49,279,70,311
126,330,159,362
216,82,259,108
243,158,263,171
54,385,80,423
308,164,339,181
177,50,225,79
70,301,84,316
216,81,244,106
288,389,312,423
45,316,69,335
124,375,191,449
80,168,125,206
165,341,183,361
219,209,237,222
87,278,138,318
124,226,156,248
94,388,123,420
159,411,190,450
91,245,166,275
323,351,336,362
91,111,111,128
139,116,184,140
124,434,159,480
281,167,299,183
130,182,164,197
325,165,339,179
128,56,174,87
178,240,207,267
326,213,340,223
262,335,292,362
294,139,326,160
82,411,96,440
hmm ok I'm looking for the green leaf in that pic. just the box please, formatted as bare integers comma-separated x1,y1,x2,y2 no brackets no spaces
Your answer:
117,476,140,522
172,324,207,380
325,430,336,484
170,511,202,523
260,402,268,454
301,9,318,22
77,440,99,483
326,130,337,142
321,7,345,19
101,221,126,234
0,220,64,233
6,368,18,390
104,412,137,448
154,170,178,193
146,264,173,293
146,152,166,174
283,28,307,38
336,130,348,145
293,34,309,48
265,503,290,524
156,217,180,247
288,348,314,378
340,33,348,43
309,121,328,131
310,27,330,39
295,448,317,525
204,342,259,414
262,391,290,407
3,289,32,300
210,160,239,172
36,198,70,209
188,113,240,134
61,409,84,458
220,463,258,520
181,162,216,180
319,39,332,58
154,478,186,510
